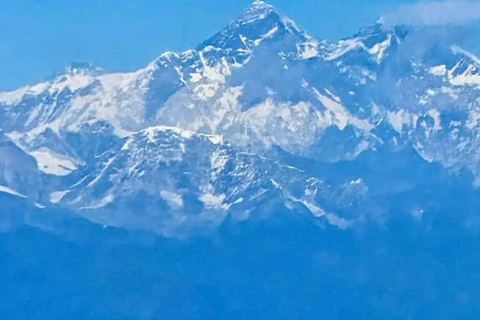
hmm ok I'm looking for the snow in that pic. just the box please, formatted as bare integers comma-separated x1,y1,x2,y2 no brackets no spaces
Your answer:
324,89,341,102
428,109,442,131
195,83,219,100
441,86,459,100
29,82,50,94
240,1,275,24
325,38,363,61
0,87,30,105
84,194,115,210
30,148,78,176
0,185,27,198
452,45,480,66
190,73,203,83
0,82,50,105
159,51,179,61
35,203,46,209
98,71,138,91
367,34,392,63
297,38,321,59
49,73,95,93
430,65,447,76
200,192,227,209
253,25,279,46
447,47,480,86
160,190,184,209
50,190,70,204
86,156,117,188
280,183,352,229
313,89,349,130
282,16,301,33
198,52,231,83
466,109,480,130
350,178,363,185
211,149,229,175
207,135,224,145
387,111,404,133
387,110,418,134
449,65,480,86
140,126,224,145
1,62,153,147
252,0,272,7
4,3,480,235
325,34,391,63
413,142,434,163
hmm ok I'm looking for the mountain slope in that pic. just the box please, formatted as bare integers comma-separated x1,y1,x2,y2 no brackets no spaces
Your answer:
52,126,356,236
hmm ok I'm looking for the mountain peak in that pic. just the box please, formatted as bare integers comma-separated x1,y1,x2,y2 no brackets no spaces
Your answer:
197,0,291,52
238,1,278,24
64,62,102,76
250,0,274,9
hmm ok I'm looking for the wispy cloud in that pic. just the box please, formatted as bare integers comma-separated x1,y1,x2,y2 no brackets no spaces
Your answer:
386,1,480,26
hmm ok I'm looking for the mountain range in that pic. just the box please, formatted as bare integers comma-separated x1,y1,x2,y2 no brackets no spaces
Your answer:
2,0,480,237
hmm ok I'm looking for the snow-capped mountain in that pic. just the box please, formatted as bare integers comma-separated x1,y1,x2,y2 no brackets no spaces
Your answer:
50,125,362,236
2,1,480,236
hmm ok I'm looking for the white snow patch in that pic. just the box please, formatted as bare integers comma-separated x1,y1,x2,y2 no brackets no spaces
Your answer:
200,192,227,209
296,37,321,59
270,179,282,189
82,194,115,210
141,126,223,145
190,73,203,83
49,74,94,93
441,86,459,100
34,203,46,209
448,48,480,86
314,89,349,130
429,65,447,76
466,109,480,129
160,190,184,209
286,191,352,230
452,45,480,66
0,88,28,105
367,34,392,63
207,135,224,145
325,35,391,63
449,66,480,86
98,71,138,91
30,148,78,176
324,89,341,102
325,38,363,61
211,149,229,172
428,109,442,130
0,81,51,105
253,25,279,46
387,110,417,134
195,83,219,100
413,142,434,163
350,178,363,185
0,185,27,198
50,190,70,204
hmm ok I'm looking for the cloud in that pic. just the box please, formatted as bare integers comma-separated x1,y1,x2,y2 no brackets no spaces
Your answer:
386,1,480,26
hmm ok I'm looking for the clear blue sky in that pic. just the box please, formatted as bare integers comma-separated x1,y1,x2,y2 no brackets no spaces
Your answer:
0,0,454,90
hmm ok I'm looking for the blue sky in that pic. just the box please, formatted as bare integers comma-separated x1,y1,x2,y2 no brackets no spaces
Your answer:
0,0,474,90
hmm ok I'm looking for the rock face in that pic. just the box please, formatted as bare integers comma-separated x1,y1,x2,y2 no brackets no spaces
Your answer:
2,1,480,236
